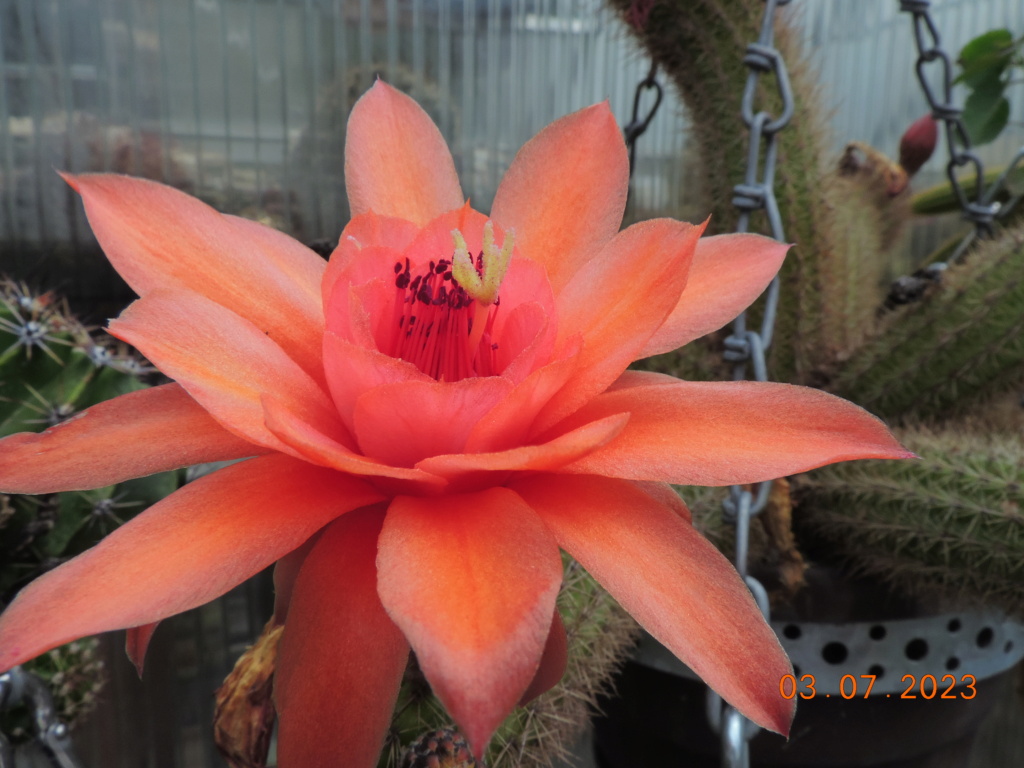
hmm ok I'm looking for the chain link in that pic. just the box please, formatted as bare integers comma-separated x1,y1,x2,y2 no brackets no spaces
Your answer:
0,666,84,768
623,61,664,176
898,0,1024,263
709,1,792,766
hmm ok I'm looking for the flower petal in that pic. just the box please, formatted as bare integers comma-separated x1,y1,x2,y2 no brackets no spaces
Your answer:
640,234,789,357
125,622,159,677
262,393,445,487
415,412,628,484
353,377,514,467
554,371,913,485
491,102,628,294
345,81,463,225
322,211,421,308
510,473,795,735
275,506,409,768
64,173,326,384
536,218,702,431
0,383,260,494
518,611,568,706
0,455,384,672
377,489,563,755
110,290,345,453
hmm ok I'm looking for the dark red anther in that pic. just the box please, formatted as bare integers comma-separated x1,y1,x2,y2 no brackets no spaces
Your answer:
394,261,403,274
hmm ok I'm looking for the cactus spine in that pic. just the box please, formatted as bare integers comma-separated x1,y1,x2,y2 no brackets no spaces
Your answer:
794,426,1024,618
0,278,178,739
831,224,1024,421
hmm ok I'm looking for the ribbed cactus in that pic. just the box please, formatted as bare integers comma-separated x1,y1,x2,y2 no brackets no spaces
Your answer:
0,277,178,739
609,0,1024,620
379,557,638,768
831,224,1024,421
608,0,908,384
794,426,1024,618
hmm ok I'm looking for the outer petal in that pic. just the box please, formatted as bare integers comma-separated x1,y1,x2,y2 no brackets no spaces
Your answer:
125,622,159,677
535,218,702,432
110,290,346,454
345,81,463,225
275,507,409,768
377,489,563,755
518,611,568,705
64,173,326,384
641,234,789,357
0,384,260,493
554,371,913,485
0,455,384,672
510,473,795,735
491,102,628,294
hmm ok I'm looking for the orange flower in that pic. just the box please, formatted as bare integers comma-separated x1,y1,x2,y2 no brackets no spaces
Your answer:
0,82,910,765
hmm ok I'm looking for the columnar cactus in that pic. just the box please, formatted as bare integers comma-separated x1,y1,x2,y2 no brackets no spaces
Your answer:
609,0,1024,619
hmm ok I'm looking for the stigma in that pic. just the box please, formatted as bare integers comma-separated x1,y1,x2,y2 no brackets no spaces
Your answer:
386,222,514,382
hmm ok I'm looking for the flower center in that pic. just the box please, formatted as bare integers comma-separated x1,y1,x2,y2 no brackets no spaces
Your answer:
387,222,513,382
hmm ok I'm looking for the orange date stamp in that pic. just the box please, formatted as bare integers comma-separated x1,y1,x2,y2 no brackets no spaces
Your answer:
779,673,977,700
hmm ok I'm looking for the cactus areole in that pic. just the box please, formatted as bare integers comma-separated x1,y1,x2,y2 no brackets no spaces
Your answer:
0,82,911,766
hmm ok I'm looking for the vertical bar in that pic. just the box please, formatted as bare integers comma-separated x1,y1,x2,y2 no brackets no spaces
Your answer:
249,0,262,202
156,0,174,186
277,0,291,214
438,0,450,142
50,0,81,252
0,3,16,241
122,0,142,177
461,0,475,194
305,0,322,238
220,0,234,194
486,0,500,204
411,0,424,101
188,0,205,194
16,0,46,243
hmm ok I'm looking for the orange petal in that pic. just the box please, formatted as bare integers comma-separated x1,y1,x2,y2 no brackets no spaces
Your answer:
0,383,261,493
641,234,789,357
262,393,445,487
64,174,326,385
491,102,628,294
353,377,514,467
518,611,568,706
125,622,159,677
272,536,320,624
109,290,344,453
275,507,408,768
377,489,562,755
536,218,703,432
322,332,431,432
322,211,421,308
0,455,384,672
345,81,464,225
554,371,913,485
416,413,628,484
510,473,795,735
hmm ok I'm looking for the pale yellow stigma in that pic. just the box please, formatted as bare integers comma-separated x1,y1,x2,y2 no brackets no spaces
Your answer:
450,221,514,306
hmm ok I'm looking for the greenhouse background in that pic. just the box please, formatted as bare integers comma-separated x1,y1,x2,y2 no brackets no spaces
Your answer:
1,0,1023,766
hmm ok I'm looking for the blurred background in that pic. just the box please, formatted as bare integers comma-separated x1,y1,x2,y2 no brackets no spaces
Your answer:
1,0,1022,766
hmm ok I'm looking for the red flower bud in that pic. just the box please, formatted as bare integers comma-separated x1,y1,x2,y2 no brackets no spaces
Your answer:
899,114,938,176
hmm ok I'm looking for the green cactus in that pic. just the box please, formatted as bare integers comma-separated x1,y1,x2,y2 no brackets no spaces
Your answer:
793,425,1024,619
608,0,1024,623
607,0,904,384
830,224,1024,422
379,555,639,768
0,277,180,739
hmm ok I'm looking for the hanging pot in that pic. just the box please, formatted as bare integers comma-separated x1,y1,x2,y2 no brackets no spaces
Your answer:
593,568,1024,768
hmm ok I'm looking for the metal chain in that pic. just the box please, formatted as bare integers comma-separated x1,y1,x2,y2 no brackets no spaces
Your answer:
707,2,792,766
623,61,664,176
0,666,84,768
899,0,1024,263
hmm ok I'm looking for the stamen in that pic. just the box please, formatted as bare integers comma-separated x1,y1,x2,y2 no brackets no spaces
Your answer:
387,221,512,381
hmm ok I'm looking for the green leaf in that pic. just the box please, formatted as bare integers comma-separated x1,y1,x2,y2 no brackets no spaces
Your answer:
963,85,1011,145
956,29,1014,89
